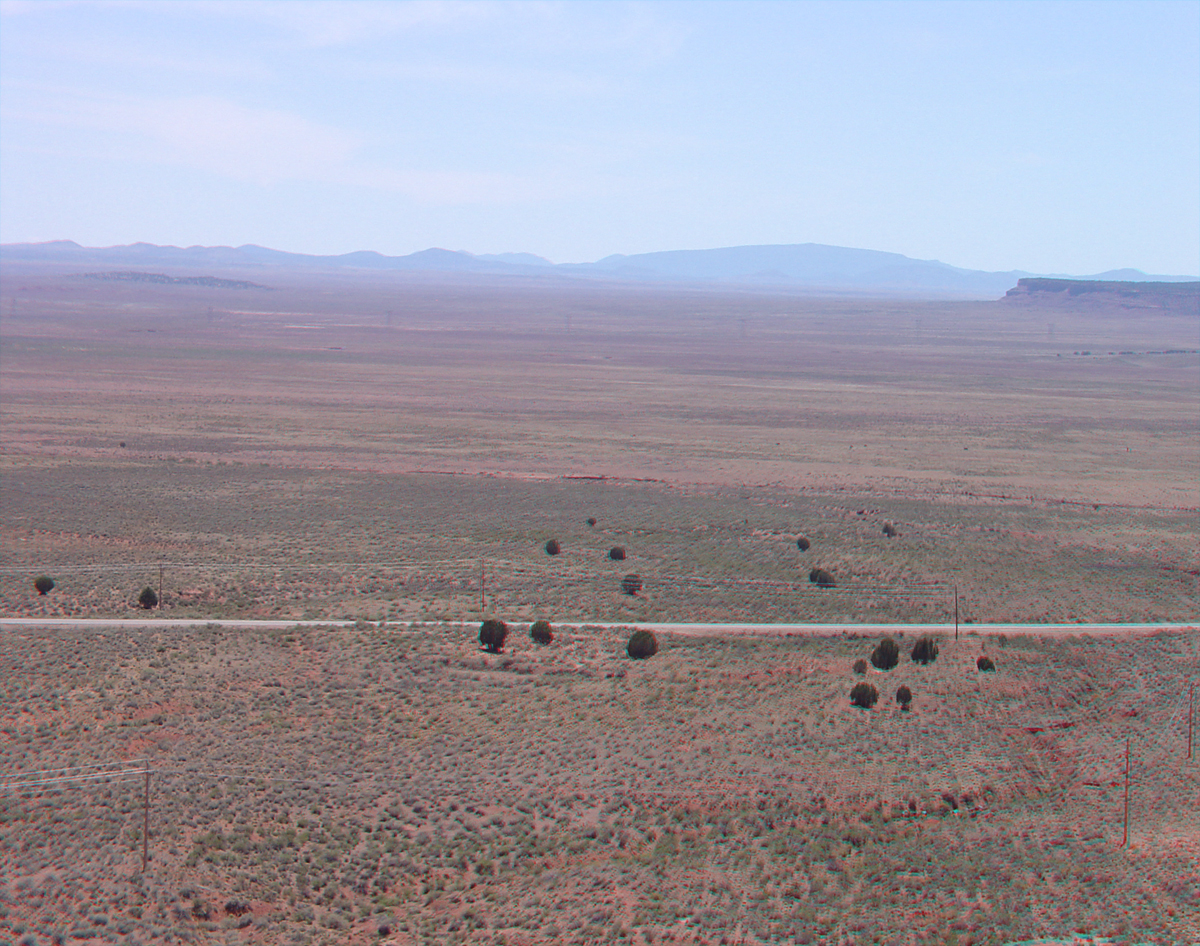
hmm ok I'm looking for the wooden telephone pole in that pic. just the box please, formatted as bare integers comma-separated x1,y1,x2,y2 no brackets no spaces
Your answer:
1188,684,1194,761
1122,738,1130,848
142,768,151,872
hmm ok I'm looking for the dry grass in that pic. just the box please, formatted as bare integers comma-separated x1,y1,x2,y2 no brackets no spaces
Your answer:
1,271,1197,944
1,623,1196,945
2,464,1196,625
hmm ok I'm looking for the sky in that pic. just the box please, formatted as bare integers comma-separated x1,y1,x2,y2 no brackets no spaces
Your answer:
1,0,1197,275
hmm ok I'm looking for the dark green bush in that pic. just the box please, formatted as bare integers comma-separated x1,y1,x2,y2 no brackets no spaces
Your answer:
850,682,878,708
896,685,912,710
853,658,867,675
911,636,939,665
796,536,810,551
34,575,55,596
479,619,508,653
544,539,561,555
138,586,158,610
977,656,996,672
620,573,642,595
530,620,553,645
870,637,900,670
586,517,597,527
627,629,658,659
882,522,898,537
609,546,626,561
809,568,835,588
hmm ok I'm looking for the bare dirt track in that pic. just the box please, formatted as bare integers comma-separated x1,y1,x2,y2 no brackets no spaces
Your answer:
1,267,1197,945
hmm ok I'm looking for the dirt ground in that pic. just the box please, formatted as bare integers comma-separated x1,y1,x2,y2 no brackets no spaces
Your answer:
0,622,1196,945
0,267,1197,945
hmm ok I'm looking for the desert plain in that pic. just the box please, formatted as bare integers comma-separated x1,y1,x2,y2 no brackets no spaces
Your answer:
0,266,1197,945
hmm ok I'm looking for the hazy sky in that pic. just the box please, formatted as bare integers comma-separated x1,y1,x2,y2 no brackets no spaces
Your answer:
2,0,1197,274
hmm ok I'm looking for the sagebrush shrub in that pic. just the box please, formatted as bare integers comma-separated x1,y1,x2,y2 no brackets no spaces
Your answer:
479,619,508,653
609,546,626,561
882,522,898,537
620,574,642,595
544,539,561,556
850,682,878,708
34,575,55,596
627,629,658,659
896,685,913,710
853,658,867,675
138,586,158,609
586,517,597,527
911,636,938,665
870,637,900,670
530,620,553,645
796,536,810,551
977,655,996,672
809,568,835,588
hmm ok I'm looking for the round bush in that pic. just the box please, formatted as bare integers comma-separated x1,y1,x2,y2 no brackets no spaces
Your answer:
627,629,658,659
796,536,810,551
34,575,55,596
977,655,996,672
882,522,898,537
853,658,868,675
479,619,509,653
138,586,158,610
808,568,836,589
870,637,900,670
586,517,597,527
608,546,626,561
620,573,643,595
910,636,939,665
896,685,913,710
544,539,561,556
530,620,554,645
850,682,878,708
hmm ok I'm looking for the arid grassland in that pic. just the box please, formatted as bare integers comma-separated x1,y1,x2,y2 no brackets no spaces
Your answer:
1,269,1198,945
1,465,1198,626
1,623,1197,946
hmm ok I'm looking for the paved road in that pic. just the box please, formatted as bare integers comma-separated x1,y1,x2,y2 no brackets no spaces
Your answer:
0,617,1194,637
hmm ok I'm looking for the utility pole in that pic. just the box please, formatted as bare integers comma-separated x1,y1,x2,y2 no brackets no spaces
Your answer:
142,768,151,872
1122,738,1130,848
1188,683,1194,761
158,564,164,609
480,562,486,613
954,585,959,641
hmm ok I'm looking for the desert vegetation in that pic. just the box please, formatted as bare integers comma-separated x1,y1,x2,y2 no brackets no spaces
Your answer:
33,575,54,596
620,574,643,596
479,619,508,653
912,636,939,665
870,637,900,670
530,619,554,645
1,623,1194,945
808,568,836,589
1,465,1195,628
849,681,879,708
625,629,658,660
1,263,1197,945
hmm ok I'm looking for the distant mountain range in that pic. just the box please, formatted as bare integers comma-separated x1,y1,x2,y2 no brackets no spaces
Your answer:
2,239,1196,298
